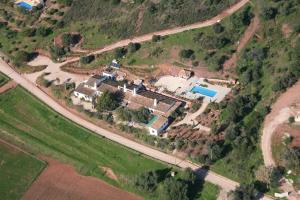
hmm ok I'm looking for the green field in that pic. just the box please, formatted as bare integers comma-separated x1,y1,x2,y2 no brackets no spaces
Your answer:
0,72,9,87
0,86,218,199
0,142,46,200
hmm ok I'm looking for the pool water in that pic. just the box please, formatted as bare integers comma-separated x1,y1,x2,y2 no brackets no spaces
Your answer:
17,2,33,10
191,86,217,97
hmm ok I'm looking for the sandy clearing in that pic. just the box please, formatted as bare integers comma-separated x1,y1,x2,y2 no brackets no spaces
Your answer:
25,55,88,86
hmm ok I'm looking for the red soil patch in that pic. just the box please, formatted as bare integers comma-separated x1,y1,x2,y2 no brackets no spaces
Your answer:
22,157,142,200
0,80,17,94
273,123,300,147
281,24,292,38
223,16,260,71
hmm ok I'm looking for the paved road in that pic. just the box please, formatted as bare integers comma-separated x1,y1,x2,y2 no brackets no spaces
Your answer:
60,0,250,65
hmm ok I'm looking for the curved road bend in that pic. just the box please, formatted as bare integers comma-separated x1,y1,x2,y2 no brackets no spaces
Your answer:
0,60,274,200
62,0,250,65
262,81,300,167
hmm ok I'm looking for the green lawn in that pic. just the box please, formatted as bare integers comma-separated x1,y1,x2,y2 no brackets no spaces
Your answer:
0,72,9,87
0,86,219,199
0,142,46,200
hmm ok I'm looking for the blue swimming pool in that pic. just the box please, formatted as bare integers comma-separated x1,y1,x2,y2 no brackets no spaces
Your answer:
191,86,217,97
17,2,33,10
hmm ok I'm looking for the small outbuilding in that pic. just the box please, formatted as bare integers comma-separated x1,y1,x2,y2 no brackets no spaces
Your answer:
148,116,169,136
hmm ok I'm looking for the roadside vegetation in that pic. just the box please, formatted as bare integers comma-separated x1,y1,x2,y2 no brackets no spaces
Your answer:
0,72,9,86
0,87,218,200
0,142,46,200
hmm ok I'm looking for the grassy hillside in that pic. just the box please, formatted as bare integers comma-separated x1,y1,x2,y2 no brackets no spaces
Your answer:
64,0,238,39
209,0,300,187
0,142,45,200
68,4,252,72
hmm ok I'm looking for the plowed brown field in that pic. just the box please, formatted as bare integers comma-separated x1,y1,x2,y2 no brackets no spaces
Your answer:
22,157,142,200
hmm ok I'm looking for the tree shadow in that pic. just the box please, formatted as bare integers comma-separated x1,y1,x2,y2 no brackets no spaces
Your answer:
187,166,210,200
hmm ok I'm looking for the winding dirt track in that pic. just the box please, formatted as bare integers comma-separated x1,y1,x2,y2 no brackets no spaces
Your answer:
60,0,250,66
262,81,300,166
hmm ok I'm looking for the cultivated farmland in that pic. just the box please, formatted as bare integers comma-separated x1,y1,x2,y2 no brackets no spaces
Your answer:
0,141,45,200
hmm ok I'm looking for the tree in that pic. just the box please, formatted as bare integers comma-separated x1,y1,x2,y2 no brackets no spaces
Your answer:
131,107,151,124
152,35,161,42
114,47,127,58
128,42,141,53
50,45,67,59
80,55,95,64
62,33,80,47
181,167,196,184
230,183,258,200
269,167,283,188
160,178,189,200
96,91,120,112
213,23,224,33
179,49,194,59
14,51,31,66
115,107,132,121
36,26,52,37
134,171,158,192
22,28,36,37
261,7,277,20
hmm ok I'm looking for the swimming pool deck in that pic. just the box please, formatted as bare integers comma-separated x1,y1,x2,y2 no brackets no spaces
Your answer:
155,75,231,103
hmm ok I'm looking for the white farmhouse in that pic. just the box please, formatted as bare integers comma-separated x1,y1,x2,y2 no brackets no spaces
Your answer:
73,75,106,102
148,116,169,136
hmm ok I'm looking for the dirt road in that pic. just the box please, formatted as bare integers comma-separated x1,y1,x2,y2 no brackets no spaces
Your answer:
60,0,250,66
223,16,260,70
262,81,300,166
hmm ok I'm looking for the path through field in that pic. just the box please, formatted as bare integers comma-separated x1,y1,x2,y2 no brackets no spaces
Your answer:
223,16,260,70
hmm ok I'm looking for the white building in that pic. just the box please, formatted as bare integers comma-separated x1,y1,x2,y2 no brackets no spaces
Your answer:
148,116,169,136
73,75,106,102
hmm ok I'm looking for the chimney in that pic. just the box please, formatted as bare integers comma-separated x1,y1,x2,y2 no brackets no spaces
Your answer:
133,88,137,96
154,98,157,107
123,83,127,93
